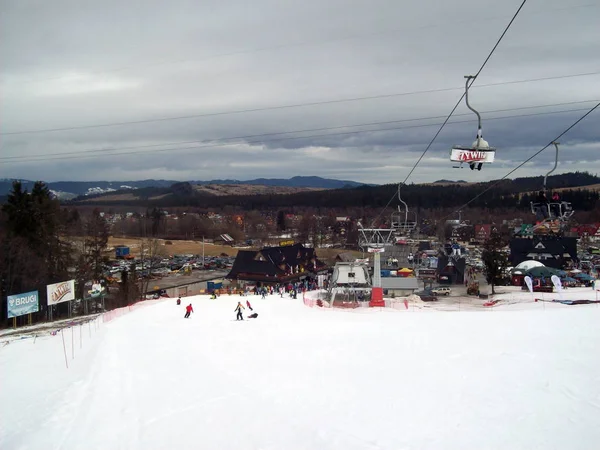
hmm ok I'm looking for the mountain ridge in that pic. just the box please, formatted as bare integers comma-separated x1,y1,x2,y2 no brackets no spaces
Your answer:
0,176,369,198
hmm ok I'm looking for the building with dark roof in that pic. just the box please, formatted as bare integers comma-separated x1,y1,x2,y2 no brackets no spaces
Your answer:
509,236,578,269
226,243,327,284
437,254,467,285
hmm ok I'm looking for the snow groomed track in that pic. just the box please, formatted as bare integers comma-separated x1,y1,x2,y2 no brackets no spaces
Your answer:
2,290,600,450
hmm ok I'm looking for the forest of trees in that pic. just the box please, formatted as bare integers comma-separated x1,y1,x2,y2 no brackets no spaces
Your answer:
0,182,139,326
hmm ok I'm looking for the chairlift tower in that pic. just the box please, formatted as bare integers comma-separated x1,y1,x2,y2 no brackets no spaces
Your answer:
358,223,395,307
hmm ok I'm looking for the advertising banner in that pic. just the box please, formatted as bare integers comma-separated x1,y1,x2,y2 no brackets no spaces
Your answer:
47,280,75,305
524,276,533,293
450,147,496,164
7,290,39,318
368,247,385,253
550,275,563,292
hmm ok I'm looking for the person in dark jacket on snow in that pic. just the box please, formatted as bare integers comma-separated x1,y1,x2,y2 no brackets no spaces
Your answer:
235,302,245,320
184,303,193,318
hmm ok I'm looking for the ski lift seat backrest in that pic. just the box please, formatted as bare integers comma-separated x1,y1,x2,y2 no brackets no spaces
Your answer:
530,201,574,221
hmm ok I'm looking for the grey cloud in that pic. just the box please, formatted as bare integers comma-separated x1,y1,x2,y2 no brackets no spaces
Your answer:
1,0,599,184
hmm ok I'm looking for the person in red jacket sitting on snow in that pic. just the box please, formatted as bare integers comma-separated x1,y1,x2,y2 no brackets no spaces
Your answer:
184,303,193,318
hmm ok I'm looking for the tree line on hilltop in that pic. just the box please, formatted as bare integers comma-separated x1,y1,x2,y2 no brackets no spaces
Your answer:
73,171,600,215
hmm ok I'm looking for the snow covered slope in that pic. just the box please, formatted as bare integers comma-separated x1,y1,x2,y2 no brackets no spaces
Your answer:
2,294,600,450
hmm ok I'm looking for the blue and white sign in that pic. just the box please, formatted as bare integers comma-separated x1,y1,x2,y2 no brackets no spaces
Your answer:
7,290,39,318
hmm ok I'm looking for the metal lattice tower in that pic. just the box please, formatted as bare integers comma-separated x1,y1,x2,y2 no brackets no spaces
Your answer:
357,224,395,307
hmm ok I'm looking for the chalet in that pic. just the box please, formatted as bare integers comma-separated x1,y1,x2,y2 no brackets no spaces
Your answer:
226,243,327,284
509,237,578,269
437,254,466,285
570,224,599,238
515,224,534,237
474,224,497,243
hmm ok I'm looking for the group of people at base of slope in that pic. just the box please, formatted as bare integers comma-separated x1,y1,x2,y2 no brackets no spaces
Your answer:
234,300,258,320
240,280,319,299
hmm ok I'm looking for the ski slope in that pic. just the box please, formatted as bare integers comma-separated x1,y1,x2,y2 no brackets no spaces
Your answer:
2,292,600,450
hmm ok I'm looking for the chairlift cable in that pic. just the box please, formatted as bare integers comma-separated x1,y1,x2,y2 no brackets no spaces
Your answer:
443,101,600,215
2,104,594,163
402,0,528,185
7,68,600,137
370,0,529,228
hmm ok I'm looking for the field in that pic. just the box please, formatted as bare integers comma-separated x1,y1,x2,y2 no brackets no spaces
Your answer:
106,237,363,263
107,237,239,258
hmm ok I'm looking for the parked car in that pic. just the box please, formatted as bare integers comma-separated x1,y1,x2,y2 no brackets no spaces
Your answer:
431,287,452,296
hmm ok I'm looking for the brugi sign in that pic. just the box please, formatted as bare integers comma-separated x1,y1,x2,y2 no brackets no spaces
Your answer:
7,290,39,318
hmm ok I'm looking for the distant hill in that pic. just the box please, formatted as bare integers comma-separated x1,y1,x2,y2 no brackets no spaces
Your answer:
76,182,327,203
59,171,600,213
0,176,368,198
433,179,467,184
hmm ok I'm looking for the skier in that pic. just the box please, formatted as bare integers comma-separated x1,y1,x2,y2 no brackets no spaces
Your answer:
246,300,253,311
248,312,258,319
184,303,193,318
235,301,245,321
176,297,181,305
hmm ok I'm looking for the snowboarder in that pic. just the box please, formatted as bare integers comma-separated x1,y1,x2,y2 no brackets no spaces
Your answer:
235,302,245,320
184,303,193,318
176,297,181,305
248,312,258,319
246,300,253,311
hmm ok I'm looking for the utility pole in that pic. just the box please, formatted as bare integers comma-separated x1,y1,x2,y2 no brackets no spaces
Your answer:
202,236,205,267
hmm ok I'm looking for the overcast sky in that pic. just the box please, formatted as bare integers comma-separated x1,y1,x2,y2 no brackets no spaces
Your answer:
1,0,599,185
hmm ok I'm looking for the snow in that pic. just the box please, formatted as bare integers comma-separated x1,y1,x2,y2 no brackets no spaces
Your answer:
2,289,600,450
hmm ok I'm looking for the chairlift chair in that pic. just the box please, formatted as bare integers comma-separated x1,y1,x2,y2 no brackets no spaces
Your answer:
530,142,574,228
391,183,417,234
450,75,496,171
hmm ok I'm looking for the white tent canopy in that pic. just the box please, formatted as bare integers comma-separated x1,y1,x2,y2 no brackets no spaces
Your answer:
515,260,545,271
512,260,546,274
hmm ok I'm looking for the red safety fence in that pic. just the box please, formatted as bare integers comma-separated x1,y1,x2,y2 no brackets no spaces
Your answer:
102,299,157,323
302,290,330,308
